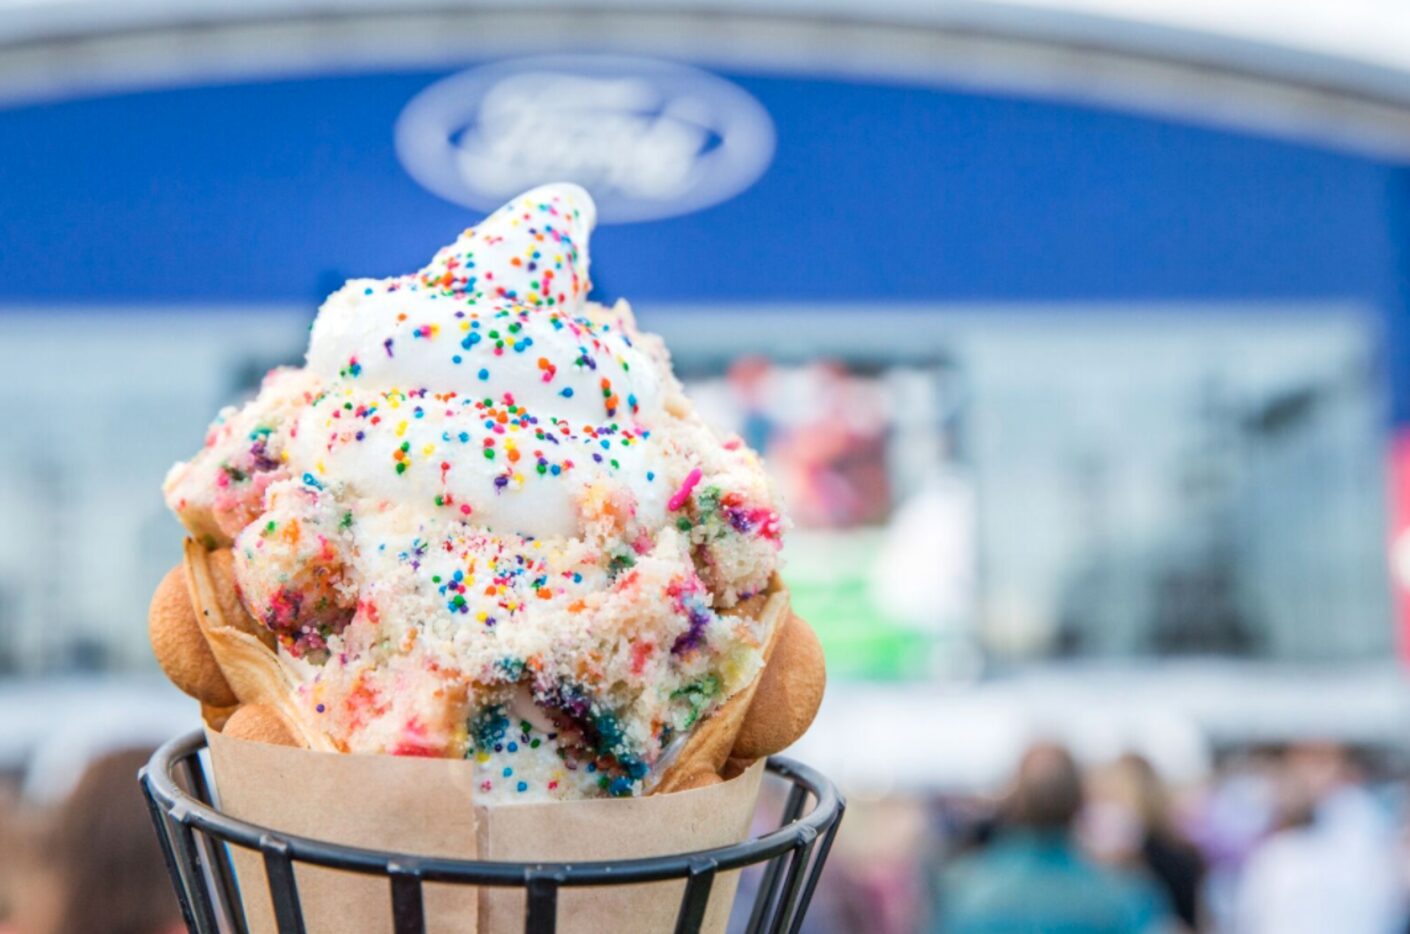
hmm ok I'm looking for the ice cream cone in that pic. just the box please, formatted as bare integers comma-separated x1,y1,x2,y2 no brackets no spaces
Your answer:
153,186,826,804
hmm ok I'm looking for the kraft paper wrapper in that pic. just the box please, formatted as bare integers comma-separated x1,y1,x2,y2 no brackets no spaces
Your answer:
207,729,766,933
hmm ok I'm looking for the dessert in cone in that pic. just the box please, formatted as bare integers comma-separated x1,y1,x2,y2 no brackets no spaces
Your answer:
151,184,825,799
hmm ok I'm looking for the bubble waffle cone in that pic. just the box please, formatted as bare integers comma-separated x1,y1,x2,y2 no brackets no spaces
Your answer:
653,586,822,793
149,540,825,791
148,564,237,708
179,538,336,751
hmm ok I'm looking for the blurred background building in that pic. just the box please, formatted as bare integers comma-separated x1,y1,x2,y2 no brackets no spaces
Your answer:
4,1,1410,931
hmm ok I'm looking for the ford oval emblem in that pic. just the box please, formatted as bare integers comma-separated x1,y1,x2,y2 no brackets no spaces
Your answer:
395,55,776,224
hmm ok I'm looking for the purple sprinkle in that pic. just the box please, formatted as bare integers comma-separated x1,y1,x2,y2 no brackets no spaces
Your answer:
671,606,713,655
249,439,280,472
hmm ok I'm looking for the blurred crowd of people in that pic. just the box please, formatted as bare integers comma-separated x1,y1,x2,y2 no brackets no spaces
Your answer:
804,739,1410,934
0,748,181,934
0,739,1408,934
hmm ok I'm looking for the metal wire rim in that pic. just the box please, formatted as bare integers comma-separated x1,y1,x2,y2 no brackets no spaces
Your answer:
140,729,845,934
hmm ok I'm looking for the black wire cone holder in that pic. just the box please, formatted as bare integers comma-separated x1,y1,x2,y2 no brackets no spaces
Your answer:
140,730,845,934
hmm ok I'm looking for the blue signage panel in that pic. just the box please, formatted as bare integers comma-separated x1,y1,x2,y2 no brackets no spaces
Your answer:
0,56,1398,305
4,55,1410,416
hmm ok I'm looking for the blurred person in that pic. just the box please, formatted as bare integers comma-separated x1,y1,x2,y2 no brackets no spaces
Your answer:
1083,754,1204,931
9,747,182,934
1234,742,1405,934
1184,750,1282,931
0,780,23,933
784,795,931,934
933,743,1171,934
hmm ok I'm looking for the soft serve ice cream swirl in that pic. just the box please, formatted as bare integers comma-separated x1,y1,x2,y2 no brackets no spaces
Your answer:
164,185,784,799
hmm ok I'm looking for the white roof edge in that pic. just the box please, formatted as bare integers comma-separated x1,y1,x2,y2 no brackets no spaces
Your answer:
3,2,1410,136
2,0,1410,157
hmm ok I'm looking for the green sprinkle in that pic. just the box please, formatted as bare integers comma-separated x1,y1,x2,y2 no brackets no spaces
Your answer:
608,552,636,579
697,486,722,514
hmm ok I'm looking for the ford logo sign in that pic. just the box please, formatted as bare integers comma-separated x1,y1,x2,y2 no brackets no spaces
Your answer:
395,54,776,224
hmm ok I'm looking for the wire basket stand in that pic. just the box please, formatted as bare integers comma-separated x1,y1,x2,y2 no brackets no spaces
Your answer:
140,730,845,934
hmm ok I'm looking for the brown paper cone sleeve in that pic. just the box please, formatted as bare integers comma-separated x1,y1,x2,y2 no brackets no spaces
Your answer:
206,729,766,933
